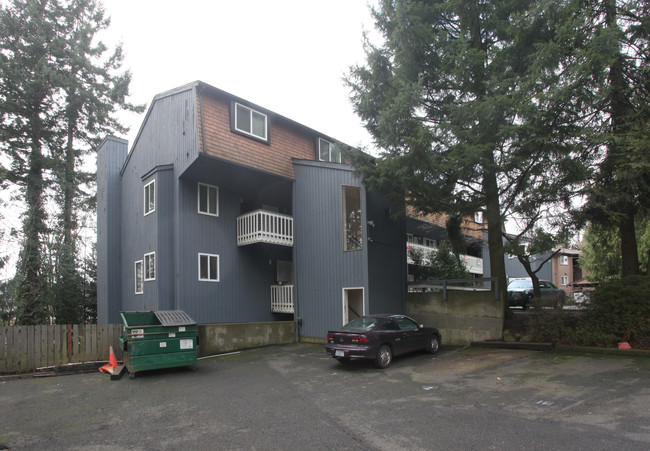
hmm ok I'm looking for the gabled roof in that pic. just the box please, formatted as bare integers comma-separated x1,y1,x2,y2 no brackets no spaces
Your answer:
120,80,354,175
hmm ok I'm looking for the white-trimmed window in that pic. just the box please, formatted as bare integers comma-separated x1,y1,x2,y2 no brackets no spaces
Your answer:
234,102,268,141
198,253,219,282
198,183,219,216
134,260,143,294
144,179,155,215
560,255,569,265
318,138,342,163
474,211,483,224
561,276,569,286
144,252,156,281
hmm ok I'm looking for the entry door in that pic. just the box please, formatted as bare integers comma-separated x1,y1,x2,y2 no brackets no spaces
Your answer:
342,288,364,325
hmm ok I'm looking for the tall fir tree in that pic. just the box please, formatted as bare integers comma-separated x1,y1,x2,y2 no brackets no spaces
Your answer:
566,0,650,276
346,0,589,305
0,0,141,324
0,0,66,324
52,0,142,323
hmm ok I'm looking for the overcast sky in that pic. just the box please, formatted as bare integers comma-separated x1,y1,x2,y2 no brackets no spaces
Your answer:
102,0,377,150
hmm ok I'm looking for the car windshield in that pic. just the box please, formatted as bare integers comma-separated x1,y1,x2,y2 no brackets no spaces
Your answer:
341,317,381,331
508,280,532,289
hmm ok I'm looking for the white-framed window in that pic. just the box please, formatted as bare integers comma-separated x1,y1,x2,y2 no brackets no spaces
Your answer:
561,276,569,286
474,211,483,224
134,260,143,294
560,255,569,265
318,138,342,163
343,185,362,251
144,252,156,281
198,253,219,282
198,183,219,216
234,102,268,141
144,179,155,216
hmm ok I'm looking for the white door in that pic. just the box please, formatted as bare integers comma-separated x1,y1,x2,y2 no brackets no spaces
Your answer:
342,288,364,325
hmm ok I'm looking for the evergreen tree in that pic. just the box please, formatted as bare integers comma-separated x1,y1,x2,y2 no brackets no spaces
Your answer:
0,0,65,324
582,215,650,282
0,0,140,324
51,0,142,323
346,0,588,305
409,241,471,281
568,0,650,276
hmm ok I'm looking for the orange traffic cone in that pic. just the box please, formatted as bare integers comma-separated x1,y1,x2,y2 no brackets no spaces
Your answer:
99,346,119,374
109,346,118,368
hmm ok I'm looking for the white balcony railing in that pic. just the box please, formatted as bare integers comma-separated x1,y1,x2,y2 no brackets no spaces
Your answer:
461,254,483,275
237,210,293,247
407,242,483,275
271,285,294,314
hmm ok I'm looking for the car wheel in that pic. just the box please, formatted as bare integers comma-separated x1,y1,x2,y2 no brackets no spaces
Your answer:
375,345,392,369
426,335,440,354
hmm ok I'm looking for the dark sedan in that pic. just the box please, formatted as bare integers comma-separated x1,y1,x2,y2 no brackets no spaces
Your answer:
325,314,441,369
507,278,566,309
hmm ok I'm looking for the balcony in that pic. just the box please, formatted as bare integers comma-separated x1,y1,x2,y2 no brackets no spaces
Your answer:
237,210,293,247
271,285,294,314
407,242,483,275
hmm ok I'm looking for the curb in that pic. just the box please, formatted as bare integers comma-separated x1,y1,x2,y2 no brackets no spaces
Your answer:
470,341,554,351
470,341,650,357
554,345,650,358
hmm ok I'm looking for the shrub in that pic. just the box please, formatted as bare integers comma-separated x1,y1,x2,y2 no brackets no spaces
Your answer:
528,276,650,348
582,275,650,348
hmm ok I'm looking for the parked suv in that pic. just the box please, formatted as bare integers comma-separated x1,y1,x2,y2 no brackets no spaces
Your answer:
507,279,566,310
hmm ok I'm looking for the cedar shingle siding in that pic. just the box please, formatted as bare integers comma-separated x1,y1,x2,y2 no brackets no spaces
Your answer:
199,93,315,179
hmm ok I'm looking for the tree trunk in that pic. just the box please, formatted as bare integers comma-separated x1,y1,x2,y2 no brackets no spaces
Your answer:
485,170,508,306
619,206,639,276
605,0,640,277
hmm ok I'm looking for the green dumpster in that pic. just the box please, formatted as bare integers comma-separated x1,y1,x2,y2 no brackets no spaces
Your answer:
120,311,198,377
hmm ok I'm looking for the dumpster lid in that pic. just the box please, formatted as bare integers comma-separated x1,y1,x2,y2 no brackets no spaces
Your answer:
154,310,197,326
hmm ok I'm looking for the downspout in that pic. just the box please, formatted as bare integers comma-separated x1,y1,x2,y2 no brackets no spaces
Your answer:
292,179,301,344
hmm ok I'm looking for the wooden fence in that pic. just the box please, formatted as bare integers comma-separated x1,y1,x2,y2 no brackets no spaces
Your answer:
0,324,123,374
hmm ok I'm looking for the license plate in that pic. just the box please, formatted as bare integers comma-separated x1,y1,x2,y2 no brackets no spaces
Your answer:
335,350,345,357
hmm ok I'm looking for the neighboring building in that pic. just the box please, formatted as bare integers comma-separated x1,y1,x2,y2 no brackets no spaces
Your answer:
552,248,582,297
97,81,405,340
405,215,484,281
482,235,583,297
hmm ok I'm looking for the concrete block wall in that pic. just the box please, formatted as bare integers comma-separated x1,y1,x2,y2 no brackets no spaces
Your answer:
198,321,296,357
406,290,504,346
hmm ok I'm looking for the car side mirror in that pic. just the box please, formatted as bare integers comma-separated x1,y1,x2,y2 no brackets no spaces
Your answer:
419,324,424,329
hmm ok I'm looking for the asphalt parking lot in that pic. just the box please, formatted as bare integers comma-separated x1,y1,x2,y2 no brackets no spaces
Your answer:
1,343,649,450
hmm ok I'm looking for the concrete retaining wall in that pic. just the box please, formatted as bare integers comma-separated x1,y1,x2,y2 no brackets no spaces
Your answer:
407,290,504,346
198,321,296,357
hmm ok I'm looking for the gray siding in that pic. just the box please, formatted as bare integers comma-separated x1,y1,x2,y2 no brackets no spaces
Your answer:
117,86,200,314
293,161,368,338
504,252,553,282
97,137,127,324
97,82,407,330
174,175,277,323
482,233,553,282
